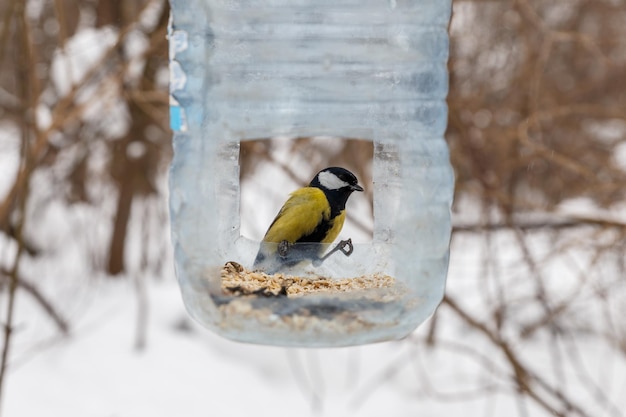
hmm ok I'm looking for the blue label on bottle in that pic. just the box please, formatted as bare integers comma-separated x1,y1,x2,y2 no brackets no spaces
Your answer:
169,98,187,132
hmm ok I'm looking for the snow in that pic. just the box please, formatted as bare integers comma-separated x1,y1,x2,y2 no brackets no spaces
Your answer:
0,122,20,200
6,207,626,417
4,12,626,417
4,277,427,417
3,138,625,415
50,27,118,97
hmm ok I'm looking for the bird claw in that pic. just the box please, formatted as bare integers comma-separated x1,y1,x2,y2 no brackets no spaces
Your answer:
278,240,292,257
313,239,354,266
337,239,354,256
278,239,355,267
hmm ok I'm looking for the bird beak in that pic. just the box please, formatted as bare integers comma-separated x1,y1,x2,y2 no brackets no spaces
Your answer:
351,184,364,192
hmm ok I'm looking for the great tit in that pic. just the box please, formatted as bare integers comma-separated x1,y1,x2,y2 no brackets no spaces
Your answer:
253,167,364,273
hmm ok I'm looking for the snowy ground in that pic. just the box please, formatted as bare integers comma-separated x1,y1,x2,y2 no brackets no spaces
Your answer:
3,144,625,416
6,211,626,417
5,270,450,417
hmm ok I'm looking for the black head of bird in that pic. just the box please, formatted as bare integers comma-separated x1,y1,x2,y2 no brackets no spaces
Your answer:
253,167,364,273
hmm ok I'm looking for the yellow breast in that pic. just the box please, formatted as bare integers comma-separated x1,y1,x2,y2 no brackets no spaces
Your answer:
321,210,345,244
262,187,345,244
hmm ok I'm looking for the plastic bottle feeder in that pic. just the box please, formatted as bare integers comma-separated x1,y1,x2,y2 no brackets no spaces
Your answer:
168,0,454,347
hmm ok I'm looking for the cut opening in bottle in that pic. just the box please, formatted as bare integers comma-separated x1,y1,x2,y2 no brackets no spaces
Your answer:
240,136,374,243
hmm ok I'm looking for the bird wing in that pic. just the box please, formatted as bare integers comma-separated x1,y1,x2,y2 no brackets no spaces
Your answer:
262,187,330,243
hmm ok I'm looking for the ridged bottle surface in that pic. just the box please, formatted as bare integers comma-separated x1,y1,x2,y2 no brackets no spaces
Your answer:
169,0,453,346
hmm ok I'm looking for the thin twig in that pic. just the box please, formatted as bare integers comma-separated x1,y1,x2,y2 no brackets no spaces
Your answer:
453,218,625,233
0,269,70,335
0,2,31,410
443,295,593,417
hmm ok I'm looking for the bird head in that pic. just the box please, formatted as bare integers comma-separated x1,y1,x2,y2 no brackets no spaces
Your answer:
310,167,364,194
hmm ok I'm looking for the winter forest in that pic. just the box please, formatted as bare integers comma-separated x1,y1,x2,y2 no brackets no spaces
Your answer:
2,1,626,416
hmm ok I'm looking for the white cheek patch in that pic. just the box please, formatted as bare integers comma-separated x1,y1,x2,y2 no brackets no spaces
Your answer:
318,171,350,190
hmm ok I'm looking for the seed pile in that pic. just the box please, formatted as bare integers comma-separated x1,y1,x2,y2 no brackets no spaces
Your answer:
208,261,416,345
220,261,396,297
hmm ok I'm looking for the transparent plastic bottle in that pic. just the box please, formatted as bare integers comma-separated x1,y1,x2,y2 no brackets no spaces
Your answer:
168,0,454,347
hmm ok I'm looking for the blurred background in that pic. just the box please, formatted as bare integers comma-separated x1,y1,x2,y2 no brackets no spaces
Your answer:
2,0,626,416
